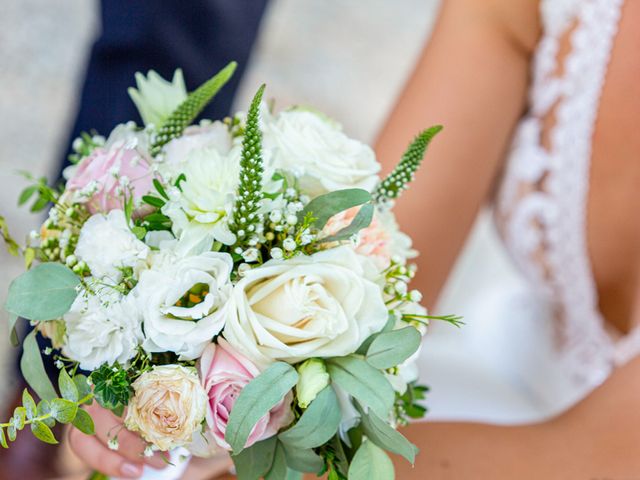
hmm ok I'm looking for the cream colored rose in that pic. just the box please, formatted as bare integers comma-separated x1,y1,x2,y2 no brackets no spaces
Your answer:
222,246,388,366
125,365,208,451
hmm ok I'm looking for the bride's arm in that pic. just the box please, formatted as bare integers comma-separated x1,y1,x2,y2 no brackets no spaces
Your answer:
375,0,540,307
396,356,640,478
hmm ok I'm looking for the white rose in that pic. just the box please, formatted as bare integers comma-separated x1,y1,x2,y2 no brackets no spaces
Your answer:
161,146,241,246
63,292,143,370
75,210,149,283
135,251,233,359
262,109,380,197
222,246,388,366
125,365,208,451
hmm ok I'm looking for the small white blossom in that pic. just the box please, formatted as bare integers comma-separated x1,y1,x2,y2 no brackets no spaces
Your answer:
283,238,296,251
409,290,423,302
269,210,282,223
108,437,119,451
285,214,298,226
242,248,259,263
270,247,283,259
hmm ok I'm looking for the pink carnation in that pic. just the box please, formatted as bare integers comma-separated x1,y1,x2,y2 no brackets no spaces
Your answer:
66,144,154,214
198,339,293,451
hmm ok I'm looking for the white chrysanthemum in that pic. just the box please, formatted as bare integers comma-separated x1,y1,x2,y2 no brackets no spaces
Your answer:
127,69,187,128
63,292,143,370
74,210,149,283
134,250,233,359
162,146,241,247
262,108,380,197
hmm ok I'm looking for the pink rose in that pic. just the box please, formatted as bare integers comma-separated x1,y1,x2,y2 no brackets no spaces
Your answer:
66,144,154,214
198,339,293,451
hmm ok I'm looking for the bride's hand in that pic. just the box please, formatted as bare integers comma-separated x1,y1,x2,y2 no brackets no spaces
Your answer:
68,403,167,478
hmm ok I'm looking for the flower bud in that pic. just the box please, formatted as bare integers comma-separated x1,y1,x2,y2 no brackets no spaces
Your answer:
296,359,330,409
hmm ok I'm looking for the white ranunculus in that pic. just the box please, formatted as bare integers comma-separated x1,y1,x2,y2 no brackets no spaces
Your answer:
135,251,233,359
75,210,149,283
127,69,187,128
222,246,388,366
161,146,241,247
262,109,380,197
125,365,208,451
63,292,143,370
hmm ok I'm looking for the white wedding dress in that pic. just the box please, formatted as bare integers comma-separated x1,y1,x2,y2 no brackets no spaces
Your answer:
418,0,640,423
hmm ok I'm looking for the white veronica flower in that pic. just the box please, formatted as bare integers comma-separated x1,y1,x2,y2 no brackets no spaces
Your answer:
63,292,143,370
74,210,149,283
134,250,233,359
127,69,187,128
262,108,380,197
161,146,241,247
222,246,388,366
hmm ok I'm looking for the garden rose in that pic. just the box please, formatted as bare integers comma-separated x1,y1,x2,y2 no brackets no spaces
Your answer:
125,365,208,451
135,251,233,359
198,339,293,450
263,109,380,197
222,246,388,366
66,142,154,214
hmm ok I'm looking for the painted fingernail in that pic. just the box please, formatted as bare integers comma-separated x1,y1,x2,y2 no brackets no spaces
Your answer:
121,462,143,478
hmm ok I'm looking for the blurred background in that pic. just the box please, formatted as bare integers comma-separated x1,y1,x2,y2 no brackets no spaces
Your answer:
0,0,528,426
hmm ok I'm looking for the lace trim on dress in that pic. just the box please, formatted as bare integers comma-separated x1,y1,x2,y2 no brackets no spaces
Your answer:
495,0,626,392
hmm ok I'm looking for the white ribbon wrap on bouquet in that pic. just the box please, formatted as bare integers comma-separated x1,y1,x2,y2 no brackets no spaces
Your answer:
114,447,191,480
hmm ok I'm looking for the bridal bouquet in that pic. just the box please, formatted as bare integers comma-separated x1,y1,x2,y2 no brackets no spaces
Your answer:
1,62,455,479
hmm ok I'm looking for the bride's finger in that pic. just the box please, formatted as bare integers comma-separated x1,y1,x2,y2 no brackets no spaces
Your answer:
68,427,144,479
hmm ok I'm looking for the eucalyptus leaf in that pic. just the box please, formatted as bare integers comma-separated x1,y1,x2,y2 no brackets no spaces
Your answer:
285,469,304,480
356,312,396,354
72,408,95,435
6,263,80,321
0,428,7,448
225,362,298,454
73,374,92,403
327,356,394,419
51,398,78,424
366,327,421,370
59,368,79,402
232,436,277,480
299,189,372,229
319,203,374,243
12,407,26,430
279,386,340,449
22,389,37,419
357,404,418,464
264,441,287,480
281,443,324,473
20,331,57,401
7,425,16,442
30,420,58,444
348,440,394,480
36,400,55,427
8,313,19,347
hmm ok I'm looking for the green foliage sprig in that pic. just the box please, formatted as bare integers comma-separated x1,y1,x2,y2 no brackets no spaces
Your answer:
150,62,237,156
0,369,94,448
373,125,443,203
229,84,266,249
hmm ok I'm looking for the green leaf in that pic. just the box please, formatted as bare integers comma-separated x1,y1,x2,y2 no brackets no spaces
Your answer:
231,436,277,480
356,313,396,355
22,389,37,419
20,331,57,401
366,327,421,370
50,398,78,424
151,62,237,155
132,226,147,240
12,406,26,430
36,400,55,427
59,368,79,402
72,408,95,435
348,440,394,480
18,185,38,206
30,420,58,444
299,189,372,229
7,425,16,442
141,195,165,208
24,247,36,269
225,362,298,454
73,374,92,403
8,313,19,347
279,386,340,449
280,443,324,474
285,469,304,480
357,404,418,464
320,203,374,243
6,263,80,321
153,178,169,200
265,441,287,480
0,428,7,448
327,356,395,419
374,125,443,202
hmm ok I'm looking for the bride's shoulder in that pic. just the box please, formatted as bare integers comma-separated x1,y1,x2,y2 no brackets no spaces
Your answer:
489,0,542,55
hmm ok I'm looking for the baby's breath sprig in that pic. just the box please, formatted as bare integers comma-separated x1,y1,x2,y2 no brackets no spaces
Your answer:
373,125,443,203
150,62,237,156
68,131,105,164
229,84,266,250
